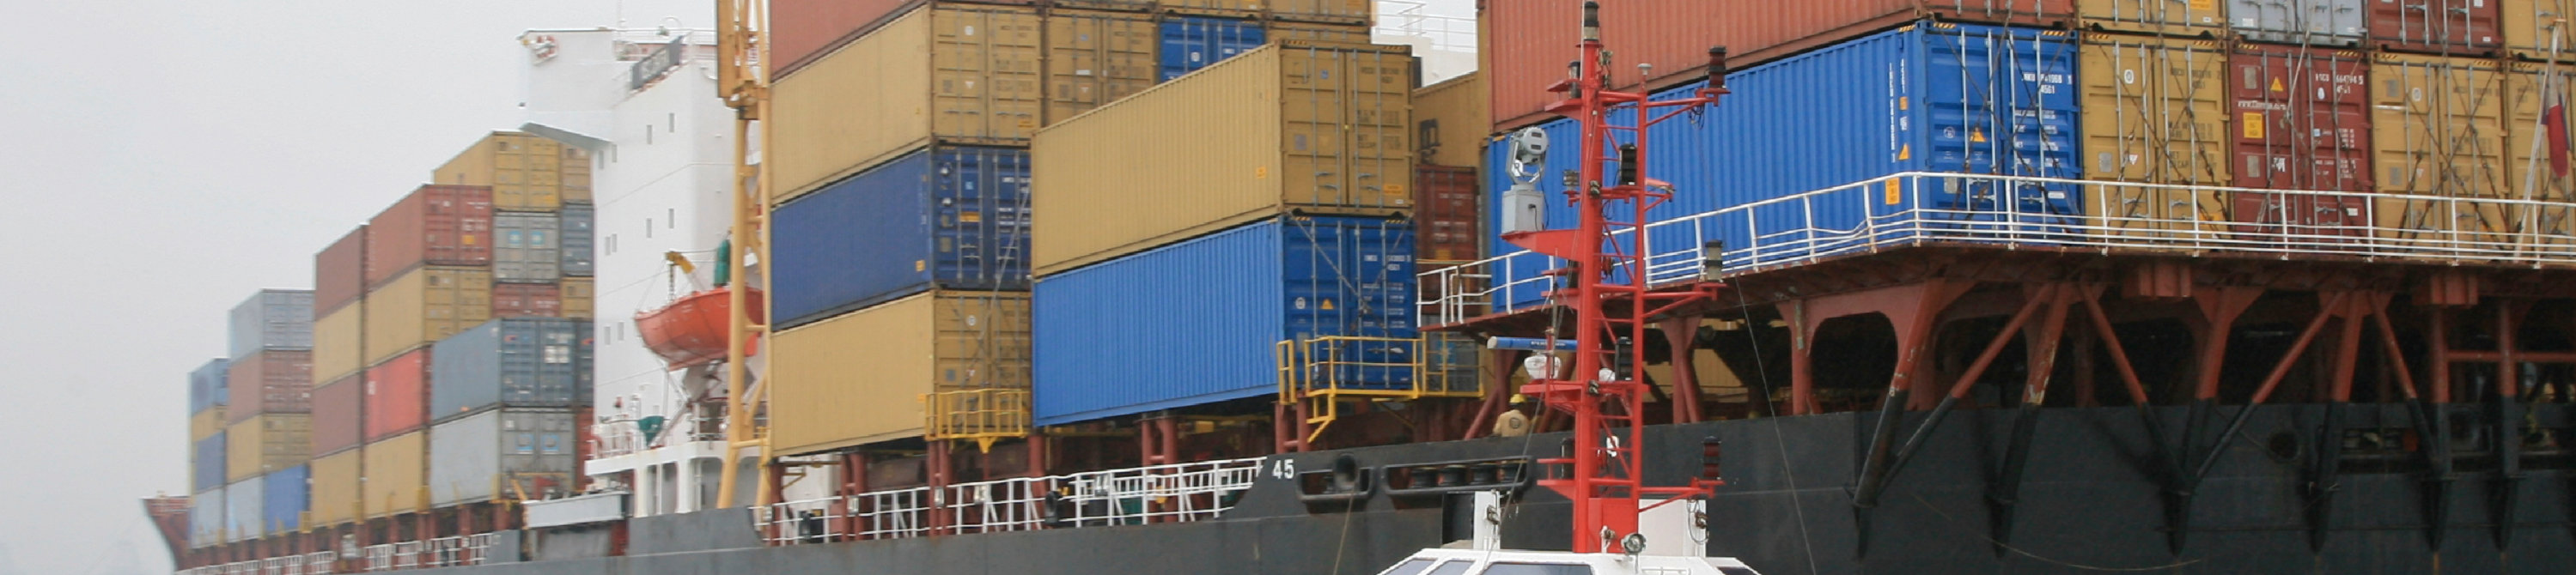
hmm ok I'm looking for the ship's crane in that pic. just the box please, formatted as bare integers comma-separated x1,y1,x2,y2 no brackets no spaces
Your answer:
1382,2,1751,572
710,0,774,510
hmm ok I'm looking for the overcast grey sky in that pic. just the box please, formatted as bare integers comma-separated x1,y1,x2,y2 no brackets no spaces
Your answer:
0,2,698,572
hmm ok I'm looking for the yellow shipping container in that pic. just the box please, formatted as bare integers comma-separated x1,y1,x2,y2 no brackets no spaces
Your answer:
1270,21,1372,44
192,408,227,441
1166,0,1369,23
1032,41,1416,275
561,146,594,204
2076,0,2225,36
2500,62,2576,245
2078,33,2230,239
362,431,427,519
772,5,1043,202
434,131,582,212
560,276,594,320
1412,71,1488,168
770,292,1031,455
2506,0,2576,63
1044,9,1156,126
314,303,362,383
2372,54,2511,243
225,415,312,482
362,266,492,366
309,449,362,527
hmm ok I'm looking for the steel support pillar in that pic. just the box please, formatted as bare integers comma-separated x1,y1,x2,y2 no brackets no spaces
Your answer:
2491,300,2530,550
927,443,953,536
1662,317,1708,423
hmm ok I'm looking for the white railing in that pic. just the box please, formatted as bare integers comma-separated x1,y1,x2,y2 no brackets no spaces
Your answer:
181,552,332,575
755,457,1266,546
1420,172,2576,325
354,533,495,572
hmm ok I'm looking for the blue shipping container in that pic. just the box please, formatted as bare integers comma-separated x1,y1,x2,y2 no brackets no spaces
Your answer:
192,433,227,491
262,465,308,535
1160,16,1264,81
1034,216,1416,425
430,318,591,421
190,358,229,414
773,146,1031,328
560,203,594,277
1483,22,2081,309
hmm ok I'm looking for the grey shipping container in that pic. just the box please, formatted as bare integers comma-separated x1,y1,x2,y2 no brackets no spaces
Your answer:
428,408,578,507
559,203,594,277
189,487,224,548
228,290,314,359
494,213,563,283
2231,0,2366,46
429,318,590,421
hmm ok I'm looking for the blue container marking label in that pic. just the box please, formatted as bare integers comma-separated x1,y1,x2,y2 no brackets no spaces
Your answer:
1484,22,2081,310
774,147,1032,327
1160,16,1265,82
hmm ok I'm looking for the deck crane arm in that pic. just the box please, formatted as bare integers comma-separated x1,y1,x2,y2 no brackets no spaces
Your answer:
712,0,774,510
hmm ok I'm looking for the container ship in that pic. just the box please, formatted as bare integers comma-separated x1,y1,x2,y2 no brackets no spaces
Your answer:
149,1,2576,573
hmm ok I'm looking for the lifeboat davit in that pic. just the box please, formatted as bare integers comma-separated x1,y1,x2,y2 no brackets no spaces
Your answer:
635,288,765,370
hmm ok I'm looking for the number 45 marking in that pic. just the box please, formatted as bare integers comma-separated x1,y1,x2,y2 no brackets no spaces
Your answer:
1270,459,1297,480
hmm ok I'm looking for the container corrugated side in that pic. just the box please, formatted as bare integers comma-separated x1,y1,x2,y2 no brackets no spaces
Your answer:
433,132,569,213
1045,9,1156,126
772,5,1044,202
2230,0,2365,46
561,277,594,320
1033,41,1416,275
773,147,1032,327
2372,53,2510,244
312,374,362,456
316,226,367,315
190,358,229,415
1486,23,2084,309
2368,0,2501,55
365,348,431,441
225,476,262,542
1414,166,1481,262
490,283,563,318
262,464,308,535
562,147,594,204
194,432,228,491
365,185,494,288
362,431,427,518
1159,16,1265,82
314,303,362,383
427,408,578,507
308,449,361,527
1265,0,1371,24
1033,216,1414,425
225,414,311,481
1269,21,1372,45
2229,45,2376,234
494,213,563,283
2080,34,2232,239
189,487,224,548
2505,0,2576,62
228,289,314,359
192,408,227,442
773,0,1044,77
770,291,1032,454
430,318,588,421
1412,72,1489,169
2076,0,2226,36
2503,61,2576,250
225,349,313,422
362,266,493,366
559,203,594,276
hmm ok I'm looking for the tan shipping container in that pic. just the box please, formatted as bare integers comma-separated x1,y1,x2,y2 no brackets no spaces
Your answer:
434,131,578,212
560,146,594,204
1412,71,1489,168
1032,41,1416,275
771,5,1044,202
2500,62,2576,245
1166,0,1370,23
770,291,1031,455
2372,53,2512,244
1044,9,1156,126
2077,0,2225,36
362,266,493,366
225,414,312,482
191,409,227,442
2505,0,2576,62
313,304,364,386
560,276,594,320
309,449,362,527
1270,21,1373,44
362,431,428,519
2079,34,2232,239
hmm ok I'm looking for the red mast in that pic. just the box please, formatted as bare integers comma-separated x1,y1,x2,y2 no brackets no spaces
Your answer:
1501,1,1730,554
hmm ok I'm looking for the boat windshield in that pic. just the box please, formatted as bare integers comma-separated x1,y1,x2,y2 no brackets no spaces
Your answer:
1481,563,1591,575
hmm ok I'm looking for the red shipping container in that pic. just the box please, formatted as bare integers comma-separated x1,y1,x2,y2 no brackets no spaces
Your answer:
363,348,431,441
1486,0,2074,130
1414,165,1482,262
490,283,564,318
225,349,314,423
2368,0,2500,56
364,185,493,288
315,226,367,315
772,0,1038,78
2227,45,2374,237
312,374,362,456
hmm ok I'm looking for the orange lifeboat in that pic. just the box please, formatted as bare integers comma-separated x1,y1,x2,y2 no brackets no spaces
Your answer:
635,288,765,370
